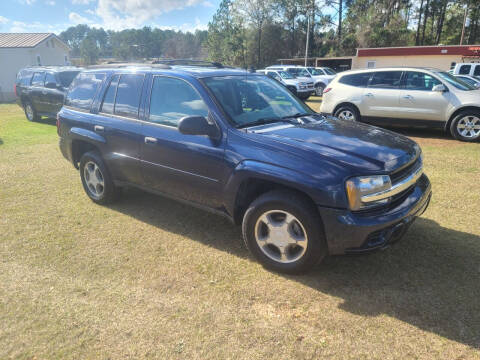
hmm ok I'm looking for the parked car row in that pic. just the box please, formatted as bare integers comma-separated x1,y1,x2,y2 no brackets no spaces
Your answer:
53,62,431,273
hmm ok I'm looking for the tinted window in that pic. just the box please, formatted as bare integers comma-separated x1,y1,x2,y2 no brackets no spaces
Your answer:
31,72,45,86
17,70,32,85
405,72,441,91
149,76,208,127
474,65,480,77
459,65,471,75
114,74,144,118
65,73,105,111
101,74,120,114
58,71,80,87
45,72,57,86
339,73,371,87
369,71,403,89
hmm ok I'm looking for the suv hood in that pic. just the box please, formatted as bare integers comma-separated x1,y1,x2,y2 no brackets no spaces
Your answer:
246,116,420,173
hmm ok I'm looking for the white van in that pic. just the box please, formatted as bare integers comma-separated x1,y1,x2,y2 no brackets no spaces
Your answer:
452,63,480,79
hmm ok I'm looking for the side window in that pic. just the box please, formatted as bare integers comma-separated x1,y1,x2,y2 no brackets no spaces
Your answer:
114,74,145,118
100,74,120,114
339,73,371,87
31,72,45,86
65,73,106,111
44,72,57,86
19,70,32,85
474,65,480,77
405,72,441,91
149,76,208,127
369,71,403,89
459,65,471,75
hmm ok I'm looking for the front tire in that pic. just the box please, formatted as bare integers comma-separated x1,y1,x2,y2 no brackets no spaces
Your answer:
334,104,360,122
242,190,327,274
79,151,119,204
450,110,480,142
24,101,39,122
315,84,325,96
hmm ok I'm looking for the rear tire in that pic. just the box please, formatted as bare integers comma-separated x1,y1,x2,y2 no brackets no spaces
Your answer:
24,101,39,122
242,190,327,274
334,104,360,122
450,110,480,142
79,151,120,204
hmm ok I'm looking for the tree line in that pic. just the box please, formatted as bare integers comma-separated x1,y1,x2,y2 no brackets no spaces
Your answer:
60,0,480,67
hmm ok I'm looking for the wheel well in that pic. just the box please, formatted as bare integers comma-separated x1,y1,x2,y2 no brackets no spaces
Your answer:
232,178,319,225
71,140,99,169
315,82,326,88
333,102,360,116
446,106,480,132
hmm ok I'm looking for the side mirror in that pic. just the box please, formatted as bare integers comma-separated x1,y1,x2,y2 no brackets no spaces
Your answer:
45,82,57,89
178,115,220,140
432,84,447,92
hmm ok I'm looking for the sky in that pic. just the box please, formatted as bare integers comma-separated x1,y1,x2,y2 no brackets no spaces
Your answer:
0,0,221,34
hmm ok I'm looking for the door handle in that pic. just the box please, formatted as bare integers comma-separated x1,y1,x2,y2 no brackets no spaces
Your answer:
403,95,413,99
94,125,104,132
144,137,157,144
365,93,373,97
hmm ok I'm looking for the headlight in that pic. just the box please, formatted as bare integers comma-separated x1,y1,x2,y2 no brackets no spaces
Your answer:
345,175,392,210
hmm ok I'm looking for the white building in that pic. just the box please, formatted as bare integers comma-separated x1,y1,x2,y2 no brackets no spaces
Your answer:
0,33,70,102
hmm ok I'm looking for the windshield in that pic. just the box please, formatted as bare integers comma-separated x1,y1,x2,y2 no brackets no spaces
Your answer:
279,71,294,79
308,68,324,76
434,71,476,91
59,71,81,87
289,68,311,78
456,76,478,87
203,75,313,128
323,67,336,75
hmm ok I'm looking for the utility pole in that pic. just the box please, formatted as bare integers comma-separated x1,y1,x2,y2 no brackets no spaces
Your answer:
305,14,310,66
460,5,468,45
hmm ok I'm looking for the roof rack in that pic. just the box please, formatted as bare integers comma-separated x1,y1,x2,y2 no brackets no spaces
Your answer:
151,59,225,68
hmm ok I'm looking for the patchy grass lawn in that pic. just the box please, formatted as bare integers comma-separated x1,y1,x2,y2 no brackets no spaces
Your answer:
1,100,479,359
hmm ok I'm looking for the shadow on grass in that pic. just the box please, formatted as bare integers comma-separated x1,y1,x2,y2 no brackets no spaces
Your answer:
108,189,480,349
36,117,57,126
0,138,3,146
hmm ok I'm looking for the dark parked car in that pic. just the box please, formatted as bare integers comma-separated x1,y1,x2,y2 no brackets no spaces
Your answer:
57,63,432,274
15,66,82,121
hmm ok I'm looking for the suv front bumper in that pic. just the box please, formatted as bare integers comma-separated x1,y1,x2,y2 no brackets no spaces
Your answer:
318,174,432,255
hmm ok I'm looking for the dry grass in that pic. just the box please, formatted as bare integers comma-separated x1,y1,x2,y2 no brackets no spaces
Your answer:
1,100,479,359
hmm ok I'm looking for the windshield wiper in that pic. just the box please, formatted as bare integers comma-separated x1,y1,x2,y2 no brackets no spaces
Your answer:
236,117,284,129
282,112,311,119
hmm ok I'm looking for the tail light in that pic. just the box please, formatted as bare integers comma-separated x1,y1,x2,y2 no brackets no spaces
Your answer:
14,84,17,97
56,113,60,135
323,87,332,94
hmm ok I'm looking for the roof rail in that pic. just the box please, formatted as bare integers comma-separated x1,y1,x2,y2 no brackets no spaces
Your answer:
151,59,225,68
86,63,171,69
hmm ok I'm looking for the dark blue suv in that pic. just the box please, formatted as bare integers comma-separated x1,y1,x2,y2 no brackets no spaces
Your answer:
58,63,432,273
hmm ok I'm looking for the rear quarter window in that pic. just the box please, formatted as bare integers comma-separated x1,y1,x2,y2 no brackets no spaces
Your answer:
65,73,106,111
338,73,371,87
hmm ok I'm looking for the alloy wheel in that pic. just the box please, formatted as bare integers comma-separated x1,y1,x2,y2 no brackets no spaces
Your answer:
337,110,355,121
457,115,480,139
254,210,308,264
84,161,105,198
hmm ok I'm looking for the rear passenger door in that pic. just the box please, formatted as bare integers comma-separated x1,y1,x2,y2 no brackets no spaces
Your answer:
30,72,45,112
361,71,403,121
42,72,64,115
140,75,226,208
94,73,146,185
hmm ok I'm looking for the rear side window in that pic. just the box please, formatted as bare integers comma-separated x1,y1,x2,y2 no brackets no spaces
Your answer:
404,72,441,91
114,74,145,118
339,73,371,87
58,71,80,87
100,74,120,114
31,72,45,86
474,65,480,77
149,76,208,127
369,71,403,89
65,73,105,111
459,65,471,75
17,70,32,85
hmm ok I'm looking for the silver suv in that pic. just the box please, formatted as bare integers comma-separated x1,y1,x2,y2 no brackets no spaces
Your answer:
267,65,335,96
320,67,480,142
260,69,314,100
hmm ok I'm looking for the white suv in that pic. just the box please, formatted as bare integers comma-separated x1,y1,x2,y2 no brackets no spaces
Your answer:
320,67,480,142
260,69,315,100
452,63,480,79
266,65,335,96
